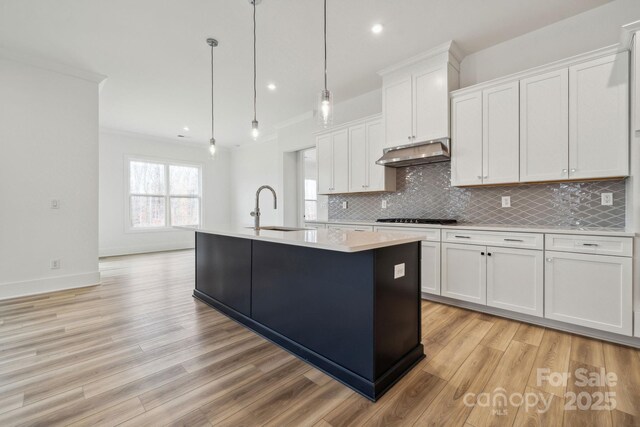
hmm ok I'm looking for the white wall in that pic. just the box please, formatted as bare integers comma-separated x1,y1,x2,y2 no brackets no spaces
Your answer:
460,0,640,86
99,130,231,256
229,89,382,227
0,56,102,299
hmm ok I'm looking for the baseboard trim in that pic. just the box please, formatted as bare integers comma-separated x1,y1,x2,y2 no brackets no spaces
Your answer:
99,244,194,257
635,311,640,338
423,293,640,349
0,271,100,301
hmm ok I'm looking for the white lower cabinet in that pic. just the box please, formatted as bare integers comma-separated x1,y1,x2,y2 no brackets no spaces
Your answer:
421,242,441,295
441,243,486,304
304,223,326,229
486,246,543,317
544,251,633,336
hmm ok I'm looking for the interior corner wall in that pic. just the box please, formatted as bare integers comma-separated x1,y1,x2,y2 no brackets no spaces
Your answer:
460,0,640,87
0,58,100,299
99,131,231,257
229,89,382,227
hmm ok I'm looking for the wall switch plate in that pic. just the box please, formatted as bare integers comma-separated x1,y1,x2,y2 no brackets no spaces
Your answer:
501,196,511,208
601,193,613,206
342,201,348,209
381,200,387,209
394,263,405,279
50,199,60,209
50,259,60,269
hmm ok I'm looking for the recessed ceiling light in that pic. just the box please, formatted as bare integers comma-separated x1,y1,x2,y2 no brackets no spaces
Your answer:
183,126,190,131
267,83,276,91
371,24,383,34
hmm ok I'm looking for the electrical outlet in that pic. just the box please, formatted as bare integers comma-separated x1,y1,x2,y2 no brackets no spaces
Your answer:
394,263,405,279
50,259,60,269
342,201,348,209
501,196,511,208
381,200,387,209
50,199,60,209
601,193,613,206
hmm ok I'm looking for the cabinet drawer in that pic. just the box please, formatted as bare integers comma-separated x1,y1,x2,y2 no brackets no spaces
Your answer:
304,223,327,229
442,229,543,250
373,226,440,242
545,234,632,257
327,225,374,232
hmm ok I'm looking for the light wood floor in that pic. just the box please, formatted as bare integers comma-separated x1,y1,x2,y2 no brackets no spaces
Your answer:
1,250,639,426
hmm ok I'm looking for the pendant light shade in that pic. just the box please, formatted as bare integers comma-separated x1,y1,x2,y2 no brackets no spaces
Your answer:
318,0,333,127
250,0,260,140
207,37,218,158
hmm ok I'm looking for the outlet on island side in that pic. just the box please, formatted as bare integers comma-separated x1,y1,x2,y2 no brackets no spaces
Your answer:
601,193,613,206
501,196,511,208
50,259,60,269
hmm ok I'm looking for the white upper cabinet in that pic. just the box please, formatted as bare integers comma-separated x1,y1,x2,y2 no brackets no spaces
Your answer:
317,134,333,194
318,116,394,195
331,130,349,193
383,77,413,149
365,119,395,192
569,52,629,180
413,65,450,143
348,124,367,191
380,42,462,150
482,81,520,184
520,69,569,182
450,47,630,187
451,92,483,186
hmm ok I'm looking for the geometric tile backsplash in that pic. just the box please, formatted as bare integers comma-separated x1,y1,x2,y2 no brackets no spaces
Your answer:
328,162,626,228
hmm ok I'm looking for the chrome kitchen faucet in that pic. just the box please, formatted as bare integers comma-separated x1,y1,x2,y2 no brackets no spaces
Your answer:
250,185,277,229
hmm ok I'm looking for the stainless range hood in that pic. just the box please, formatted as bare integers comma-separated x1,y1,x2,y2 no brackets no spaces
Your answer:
376,138,450,168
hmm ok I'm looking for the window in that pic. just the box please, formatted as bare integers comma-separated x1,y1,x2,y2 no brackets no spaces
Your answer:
301,148,318,221
128,159,201,229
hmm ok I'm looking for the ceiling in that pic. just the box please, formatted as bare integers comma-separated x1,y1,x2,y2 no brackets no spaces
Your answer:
0,0,612,147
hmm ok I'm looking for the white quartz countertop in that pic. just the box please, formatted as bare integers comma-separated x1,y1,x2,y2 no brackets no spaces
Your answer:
180,226,424,253
306,220,636,237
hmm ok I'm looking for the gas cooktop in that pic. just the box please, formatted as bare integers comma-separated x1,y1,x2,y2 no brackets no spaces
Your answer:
376,218,457,225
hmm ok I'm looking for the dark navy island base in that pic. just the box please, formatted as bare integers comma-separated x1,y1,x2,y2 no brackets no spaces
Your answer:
193,231,424,401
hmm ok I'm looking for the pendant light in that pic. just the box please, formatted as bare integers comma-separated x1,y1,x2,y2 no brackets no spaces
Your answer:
207,37,218,157
250,0,260,140
318,0,333,127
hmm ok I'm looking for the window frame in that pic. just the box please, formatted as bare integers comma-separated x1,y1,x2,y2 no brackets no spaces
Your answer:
297,147,319,225
124,155,203,233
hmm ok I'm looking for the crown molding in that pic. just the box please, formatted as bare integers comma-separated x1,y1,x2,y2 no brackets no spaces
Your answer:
0,46,107,83
621,20,640,49
378,40,464,76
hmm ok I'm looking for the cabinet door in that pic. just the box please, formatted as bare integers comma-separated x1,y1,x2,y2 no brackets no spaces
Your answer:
413,65,448,142
482,82,520,184
520,69,569,182
332,129,349,193
366,119,392,192
348,124,367,192
544,251,632,336
451,92,483,186
383,76,413,149
441,243,486,304
486,247,543,317
421,242,441,295
569,52,629,179
317,134,333,194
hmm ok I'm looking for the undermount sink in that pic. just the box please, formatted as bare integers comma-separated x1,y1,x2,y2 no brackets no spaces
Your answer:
246,226,308,232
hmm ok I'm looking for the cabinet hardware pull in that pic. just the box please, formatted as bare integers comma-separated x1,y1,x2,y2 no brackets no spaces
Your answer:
487,253,492,256
546,258,552,262
407,136,412,140
477,176,482,180
481,252,485,256
562,169,568,174
504,238,524,242
483,176,488,179
454,235,471,239
571,168,576,173
582,243,599,247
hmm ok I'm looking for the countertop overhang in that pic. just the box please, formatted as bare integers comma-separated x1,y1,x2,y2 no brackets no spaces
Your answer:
178,226,424,252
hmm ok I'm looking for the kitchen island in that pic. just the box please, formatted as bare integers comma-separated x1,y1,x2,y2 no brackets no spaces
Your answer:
191,226,424,401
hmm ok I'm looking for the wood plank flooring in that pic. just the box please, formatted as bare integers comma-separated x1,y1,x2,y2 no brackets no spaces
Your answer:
0,249,639,426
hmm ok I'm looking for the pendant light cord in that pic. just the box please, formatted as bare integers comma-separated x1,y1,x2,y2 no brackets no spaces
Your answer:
211,43,219,139
253,0,257,122
323,0,327,91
